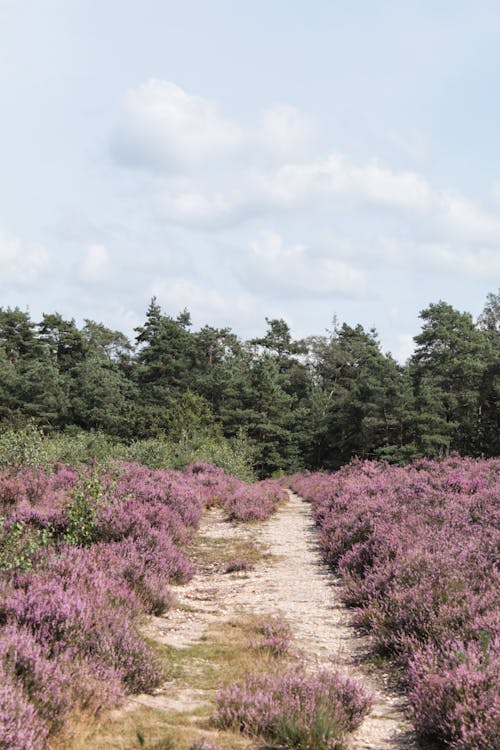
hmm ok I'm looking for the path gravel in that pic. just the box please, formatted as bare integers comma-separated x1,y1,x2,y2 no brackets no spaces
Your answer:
136,491,418,749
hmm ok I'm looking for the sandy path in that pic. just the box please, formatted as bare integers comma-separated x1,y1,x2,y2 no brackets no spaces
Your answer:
136,491,418,749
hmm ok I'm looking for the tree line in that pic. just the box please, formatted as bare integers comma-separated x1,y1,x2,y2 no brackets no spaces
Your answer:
0,292,498,475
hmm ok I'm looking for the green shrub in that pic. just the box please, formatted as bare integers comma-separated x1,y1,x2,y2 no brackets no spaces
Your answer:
0,518,52,571
63,474,104,546
0,424,50,468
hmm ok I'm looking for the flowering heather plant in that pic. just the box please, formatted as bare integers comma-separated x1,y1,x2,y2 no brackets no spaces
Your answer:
0,459,212,746
3,565,161,693
186,462,287,521
0,663,48,750
0,457,288,747
0,623,122,735
289,457,500,750
251,616,292,656
213,666,372,749
110,461,203,530
408,637,500,750
0,465,77,517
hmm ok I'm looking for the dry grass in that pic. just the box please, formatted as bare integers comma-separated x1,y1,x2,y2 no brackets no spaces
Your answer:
189,534,275,573
52,615,293,750
50,511,283,749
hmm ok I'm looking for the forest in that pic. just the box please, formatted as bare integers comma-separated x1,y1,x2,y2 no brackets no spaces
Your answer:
0,291,498,476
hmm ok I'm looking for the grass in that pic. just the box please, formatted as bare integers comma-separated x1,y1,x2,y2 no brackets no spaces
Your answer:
50,517,283,749
49,705,248,750
53,616,292,750
189,534,274,573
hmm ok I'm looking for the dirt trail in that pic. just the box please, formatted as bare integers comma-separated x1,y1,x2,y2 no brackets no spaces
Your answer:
135,491,417,749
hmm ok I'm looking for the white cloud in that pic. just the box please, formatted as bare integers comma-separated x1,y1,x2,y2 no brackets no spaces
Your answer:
113,80,318,173
112,80,500,290
418,242,500,278
79,243,110,282
394,334,415,363
0,229,48,285
254,104,318,160
376,236,500,279
113,79,242,169
250,230,306,262
149,277,265,331
153,151,433,230
350,158,431,210
242,230,366,297
255,153,432,212
436,191,500,242
155,189,234,229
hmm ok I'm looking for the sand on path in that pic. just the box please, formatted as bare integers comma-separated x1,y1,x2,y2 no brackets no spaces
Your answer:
135,491,418,749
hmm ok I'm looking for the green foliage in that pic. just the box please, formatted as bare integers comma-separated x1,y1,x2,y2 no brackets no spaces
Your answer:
310,324,413,468
123,429,254,480
44,430,119,465
0,423,50,468
410,300,492,456
0,518,52,571
275,709,342,750
63,474,104,546
0,293,497,475
69,357,136,437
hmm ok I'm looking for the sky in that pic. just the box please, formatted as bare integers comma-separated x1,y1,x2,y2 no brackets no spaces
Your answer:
1,0,499,361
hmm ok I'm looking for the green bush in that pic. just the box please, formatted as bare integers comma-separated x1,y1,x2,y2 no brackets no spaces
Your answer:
45,430,119,465
63,474,104,546
121,429,254,480
0,423,255,480
0,518,52,571
0,424,50,468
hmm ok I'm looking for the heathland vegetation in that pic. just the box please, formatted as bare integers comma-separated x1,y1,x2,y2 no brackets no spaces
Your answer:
0,292,498,750
290,458,500,750
0,461,287,748
0,291,498,476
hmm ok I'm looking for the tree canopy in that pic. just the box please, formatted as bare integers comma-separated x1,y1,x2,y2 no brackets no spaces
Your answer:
0,291,497,475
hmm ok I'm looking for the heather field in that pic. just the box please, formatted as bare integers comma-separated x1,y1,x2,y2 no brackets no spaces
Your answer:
289,458,500,750
0,460,286,749
1,455,499,750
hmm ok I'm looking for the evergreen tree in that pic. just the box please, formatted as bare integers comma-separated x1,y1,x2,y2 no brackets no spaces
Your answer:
69,357,136,437
134,298,198,435
245,354,300,476
313,324,413,467
18,355,69,429
410,301,488,455
0,294,497,471
0,307,41,362
477,291,500,455
192,325,241,415
0,345,21,423
39,313,87,373
81,319,132,365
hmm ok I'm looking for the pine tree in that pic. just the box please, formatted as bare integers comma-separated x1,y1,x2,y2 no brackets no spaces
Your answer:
410,301,488,455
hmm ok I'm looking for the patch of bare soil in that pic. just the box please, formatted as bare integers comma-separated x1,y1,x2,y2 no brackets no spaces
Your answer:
132,491,418,749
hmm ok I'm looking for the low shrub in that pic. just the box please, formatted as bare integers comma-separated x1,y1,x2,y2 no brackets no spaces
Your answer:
289,457,500,750
212,666,372,749
186,462,286,522
0,663,48,750
0,459,208,746
408,637,500,750
251,616,292,656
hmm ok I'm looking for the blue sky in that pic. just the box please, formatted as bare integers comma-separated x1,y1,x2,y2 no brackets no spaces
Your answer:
1,0,499,360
